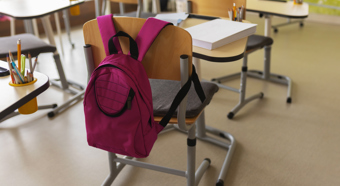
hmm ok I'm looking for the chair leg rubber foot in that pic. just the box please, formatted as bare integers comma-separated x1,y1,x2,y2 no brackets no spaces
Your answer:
287,97,292,103
216,179,224,186
227,112,234,119
204,158,211,164
52,104,58,108
211,78,221,83
47,111,55,118
260,92,264,98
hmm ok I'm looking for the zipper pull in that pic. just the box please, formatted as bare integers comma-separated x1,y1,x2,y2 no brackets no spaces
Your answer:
127,96,132,110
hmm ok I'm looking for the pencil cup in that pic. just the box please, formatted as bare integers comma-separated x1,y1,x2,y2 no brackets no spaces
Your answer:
70,0,80,16
9,78,38,114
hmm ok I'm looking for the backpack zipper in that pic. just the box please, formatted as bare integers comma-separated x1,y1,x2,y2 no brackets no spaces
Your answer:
96,64,149,104
95,64,149,115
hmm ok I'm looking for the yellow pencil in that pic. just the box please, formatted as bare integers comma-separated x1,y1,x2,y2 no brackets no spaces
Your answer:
17,39,21,72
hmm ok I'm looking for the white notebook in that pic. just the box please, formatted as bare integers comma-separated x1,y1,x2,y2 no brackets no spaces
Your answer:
155,13,189,26
185,19,257,50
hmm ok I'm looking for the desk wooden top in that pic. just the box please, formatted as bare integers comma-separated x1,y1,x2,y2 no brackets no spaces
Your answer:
180,15,248,62
0,62,49,120
247,0,309,18
0,0,84,19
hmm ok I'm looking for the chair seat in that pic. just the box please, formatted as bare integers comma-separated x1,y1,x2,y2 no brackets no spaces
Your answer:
150,79,219,118
115,11,156,19
0,33,56,58
246,35,273,51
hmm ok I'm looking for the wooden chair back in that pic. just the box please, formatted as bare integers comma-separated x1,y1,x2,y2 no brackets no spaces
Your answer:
189,0,246,18
83,16,192,81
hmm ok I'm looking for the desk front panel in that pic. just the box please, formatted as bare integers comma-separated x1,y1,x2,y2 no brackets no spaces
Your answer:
181,16,248,62
0,0,84,19
247,0,309,18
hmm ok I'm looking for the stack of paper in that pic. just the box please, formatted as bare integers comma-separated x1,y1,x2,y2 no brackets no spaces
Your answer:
185,19,257,50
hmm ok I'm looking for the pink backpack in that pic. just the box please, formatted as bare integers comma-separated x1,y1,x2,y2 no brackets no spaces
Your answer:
84,14,205,158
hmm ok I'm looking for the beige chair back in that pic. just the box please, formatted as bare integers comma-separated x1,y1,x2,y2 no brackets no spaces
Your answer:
189,0,246,18
83,16,196,123
83,17,193,81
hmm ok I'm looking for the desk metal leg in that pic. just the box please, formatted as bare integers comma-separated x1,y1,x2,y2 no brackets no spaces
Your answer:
23,20,35,34
136,0,142,18
41,16,69,90
62,10,75,48
101,0,107,15
95,0,101,17
40,15,84,117
10,18,15,36
264,14,272,37
32,19,39,37
152,0,161,13
119,2,125,14
54,12,64,55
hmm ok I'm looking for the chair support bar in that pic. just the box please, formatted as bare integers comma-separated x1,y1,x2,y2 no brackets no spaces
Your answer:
115,157,187,177
98,53,211,186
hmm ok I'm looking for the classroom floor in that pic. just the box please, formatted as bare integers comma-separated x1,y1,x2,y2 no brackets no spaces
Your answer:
1,13,340,186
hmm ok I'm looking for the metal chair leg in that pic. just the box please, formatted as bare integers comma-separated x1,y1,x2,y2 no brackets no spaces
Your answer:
62,10,75,48
247,46,292,103
213,45,292,109
100,124,210,186
171,111,236,186
212,54,264,119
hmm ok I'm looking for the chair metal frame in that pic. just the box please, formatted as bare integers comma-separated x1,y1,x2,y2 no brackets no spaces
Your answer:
83,17,236,186
212,34,293,108
188,0,292,120
186,1,263,119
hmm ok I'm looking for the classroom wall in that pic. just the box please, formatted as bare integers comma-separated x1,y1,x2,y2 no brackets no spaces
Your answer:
304,0,340,16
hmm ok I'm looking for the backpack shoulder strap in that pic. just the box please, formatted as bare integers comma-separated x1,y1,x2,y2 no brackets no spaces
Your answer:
135,18,172,62
97,14,122,56
159,65,206,127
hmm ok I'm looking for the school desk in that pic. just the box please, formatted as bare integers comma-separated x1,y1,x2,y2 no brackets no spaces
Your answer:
247,0,309,37
0,62,49,121
0,0,85,117
180,14,263,110
94,0,161,17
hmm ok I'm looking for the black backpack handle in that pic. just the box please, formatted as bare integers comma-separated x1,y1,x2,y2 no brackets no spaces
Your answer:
108,31,139,60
